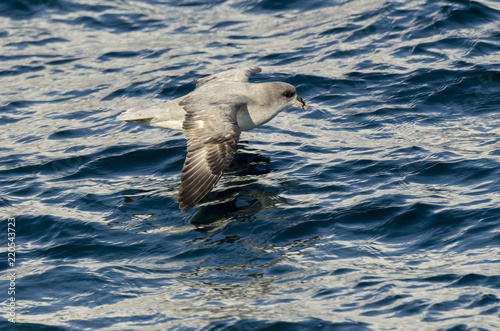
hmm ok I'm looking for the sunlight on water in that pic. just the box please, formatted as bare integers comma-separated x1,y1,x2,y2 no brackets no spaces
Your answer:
1,0,499,329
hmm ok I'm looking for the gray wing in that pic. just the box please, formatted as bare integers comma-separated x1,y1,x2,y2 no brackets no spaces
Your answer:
178,102,242,211
195,67,261,88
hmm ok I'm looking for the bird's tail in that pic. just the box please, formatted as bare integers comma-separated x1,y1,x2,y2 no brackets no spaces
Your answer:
116,107,155,126
116,99,185,131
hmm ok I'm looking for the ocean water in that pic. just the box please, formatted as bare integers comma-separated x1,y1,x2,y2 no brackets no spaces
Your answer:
1,0,500,329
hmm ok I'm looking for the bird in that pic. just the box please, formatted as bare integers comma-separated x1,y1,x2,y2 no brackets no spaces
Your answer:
117,67,308,211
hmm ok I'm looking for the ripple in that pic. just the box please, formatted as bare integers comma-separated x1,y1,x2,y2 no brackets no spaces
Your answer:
1,0,500,329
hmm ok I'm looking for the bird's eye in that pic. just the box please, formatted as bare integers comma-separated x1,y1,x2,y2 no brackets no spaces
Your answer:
283,91,294,98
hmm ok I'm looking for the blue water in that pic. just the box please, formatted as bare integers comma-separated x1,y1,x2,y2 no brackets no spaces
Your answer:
1,0,500,329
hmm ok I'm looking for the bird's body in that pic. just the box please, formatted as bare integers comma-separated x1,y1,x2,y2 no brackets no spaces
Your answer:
117,67,308,211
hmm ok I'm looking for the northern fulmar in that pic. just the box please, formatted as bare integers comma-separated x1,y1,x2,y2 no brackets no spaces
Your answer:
117,67,308,211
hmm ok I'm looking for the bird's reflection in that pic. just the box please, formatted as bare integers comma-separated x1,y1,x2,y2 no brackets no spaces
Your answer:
189,145,279,231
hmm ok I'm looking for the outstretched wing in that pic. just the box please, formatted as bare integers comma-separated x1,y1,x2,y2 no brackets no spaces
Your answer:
195,67,261,88
178,102,242,211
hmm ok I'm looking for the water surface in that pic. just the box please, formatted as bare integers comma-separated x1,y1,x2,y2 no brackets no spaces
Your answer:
1,0,500,329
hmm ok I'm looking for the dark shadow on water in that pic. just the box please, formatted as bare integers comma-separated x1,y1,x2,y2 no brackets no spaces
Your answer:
189,146,279,232
226,143,272,176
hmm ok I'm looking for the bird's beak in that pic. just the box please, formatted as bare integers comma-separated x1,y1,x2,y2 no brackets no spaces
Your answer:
293,96,308,110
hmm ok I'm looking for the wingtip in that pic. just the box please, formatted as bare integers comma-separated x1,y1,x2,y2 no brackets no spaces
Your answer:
178,193,194,212
179,202,192,212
